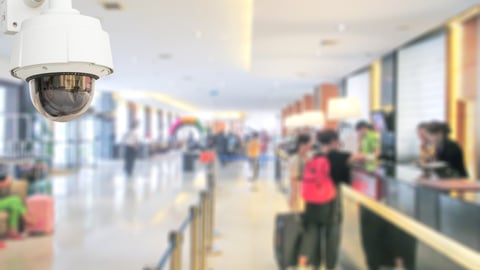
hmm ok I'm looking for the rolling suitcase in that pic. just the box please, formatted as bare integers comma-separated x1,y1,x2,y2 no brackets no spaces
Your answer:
26,195,55,234
274,213,303,270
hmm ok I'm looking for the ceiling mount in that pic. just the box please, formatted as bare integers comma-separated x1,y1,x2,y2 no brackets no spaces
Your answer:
320,39,339,47
101,1,123,11
158,53,173,60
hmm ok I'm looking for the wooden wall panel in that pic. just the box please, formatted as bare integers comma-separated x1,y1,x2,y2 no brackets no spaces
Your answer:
460,17,479,179
294,101,302,114
318,84,339,129
462,18,478,100
303,94,315,111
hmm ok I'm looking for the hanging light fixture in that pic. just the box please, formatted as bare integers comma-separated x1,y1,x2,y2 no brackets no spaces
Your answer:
327,97,361,120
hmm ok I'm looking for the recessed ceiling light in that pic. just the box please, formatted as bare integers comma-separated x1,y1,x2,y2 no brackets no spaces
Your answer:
337,24,347,33
195,31,203,39
209,89,219,97
101,1,123,11
320,39,338,47
158,53,173,60
397,25,410,32
296,72,307,78
130,56,138,64
207,57,215,63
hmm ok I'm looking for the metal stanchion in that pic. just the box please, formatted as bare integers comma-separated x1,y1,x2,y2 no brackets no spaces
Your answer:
205,191,213,251
170,231,183,270
200,192,208,270
206,165,222,257
207,173,215,247
190,206,199,270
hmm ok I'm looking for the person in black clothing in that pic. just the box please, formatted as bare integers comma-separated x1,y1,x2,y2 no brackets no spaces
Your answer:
426,121,468,178
298,130,365,270
122,121,139,177
214,131,228,166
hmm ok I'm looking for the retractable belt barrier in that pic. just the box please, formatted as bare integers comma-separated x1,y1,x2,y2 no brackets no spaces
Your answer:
342,185,480,270
148,163,217,270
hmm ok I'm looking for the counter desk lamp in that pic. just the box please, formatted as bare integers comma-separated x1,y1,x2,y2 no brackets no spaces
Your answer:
327,97,362,152
299,110,326,135
284,114,304,135
327,97,362,122
300,111,325,127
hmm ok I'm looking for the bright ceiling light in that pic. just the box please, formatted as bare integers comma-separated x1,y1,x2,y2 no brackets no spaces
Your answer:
201,111,244,120
337,23,347,32
146,93,198,113
115,90,199,113
243,0,253,70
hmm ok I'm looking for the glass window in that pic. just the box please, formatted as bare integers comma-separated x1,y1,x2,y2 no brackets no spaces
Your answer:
0,87,6,155
116,102,128,144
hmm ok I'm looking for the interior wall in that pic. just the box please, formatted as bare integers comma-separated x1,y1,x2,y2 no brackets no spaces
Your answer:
381,54,397,108
346,71,371,124
318,84,339,129
115,101,128,144
459,17,479,179
396,33,447,161
244,111,280,136
477,18,480,180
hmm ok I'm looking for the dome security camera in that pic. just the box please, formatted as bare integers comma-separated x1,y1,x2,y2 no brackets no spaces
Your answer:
1,0,114,122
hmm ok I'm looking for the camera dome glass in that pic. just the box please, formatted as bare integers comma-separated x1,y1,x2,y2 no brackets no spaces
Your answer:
28,74,96,122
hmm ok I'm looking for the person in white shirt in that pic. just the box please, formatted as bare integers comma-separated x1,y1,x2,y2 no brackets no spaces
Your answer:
123,121,139,177
289,134,312,211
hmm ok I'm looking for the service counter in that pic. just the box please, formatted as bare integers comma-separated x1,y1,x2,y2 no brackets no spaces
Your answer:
351,163,480,269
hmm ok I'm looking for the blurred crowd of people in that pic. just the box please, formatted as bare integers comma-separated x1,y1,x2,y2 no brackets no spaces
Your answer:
278,118,467,270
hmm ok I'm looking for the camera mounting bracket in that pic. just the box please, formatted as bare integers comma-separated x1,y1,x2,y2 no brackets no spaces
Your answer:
0,0,46,34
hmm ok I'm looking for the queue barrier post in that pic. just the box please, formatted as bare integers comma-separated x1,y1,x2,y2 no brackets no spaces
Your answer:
169,231,183,270
153,165,218,270
200,192,209,270
207,191,214,250
190,206,200,270
207,172,215,247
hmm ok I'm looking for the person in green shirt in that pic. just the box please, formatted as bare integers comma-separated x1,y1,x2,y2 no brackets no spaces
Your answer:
356,121,380,171
0,176,35,239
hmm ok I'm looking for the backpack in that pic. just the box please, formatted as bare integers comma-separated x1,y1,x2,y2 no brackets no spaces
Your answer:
302,155,336,204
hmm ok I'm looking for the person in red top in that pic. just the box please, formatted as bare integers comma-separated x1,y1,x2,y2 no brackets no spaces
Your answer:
298,130,365,270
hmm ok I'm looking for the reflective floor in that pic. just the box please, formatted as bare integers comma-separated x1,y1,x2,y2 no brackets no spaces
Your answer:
0,154,365,270
0,153,205,270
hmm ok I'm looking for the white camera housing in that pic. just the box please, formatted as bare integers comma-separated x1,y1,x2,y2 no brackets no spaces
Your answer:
1,0,114,122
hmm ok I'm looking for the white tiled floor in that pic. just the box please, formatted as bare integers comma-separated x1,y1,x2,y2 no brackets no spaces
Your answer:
1,154,204,270
209,172,289,270
0,156,365,270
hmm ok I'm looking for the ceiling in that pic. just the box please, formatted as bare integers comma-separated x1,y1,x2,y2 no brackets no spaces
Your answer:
0,0,479,112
